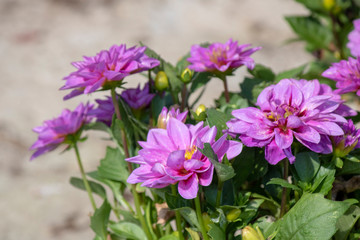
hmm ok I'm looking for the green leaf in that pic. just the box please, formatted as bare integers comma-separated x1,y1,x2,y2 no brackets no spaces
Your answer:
275,64,306,82
337,160,360,175
90,199,111,240
206,108,232,139
267,178,301,191
165,192,192,209
285,16,332,50
84,121,110,132
295,0,325,12
98,147,128,184
180,207,200,229
248,64,275,81
294,152,320,183
164,63,183,93
232,147,255,186
311,163,336,195
240,77,274,103
335,205,360,240
110,222,147,240
69,177,107,199
190,72,212,92
199,143,236,182
208,223,225,240
275,193,351,240
159,235,179,240
186,227,200,240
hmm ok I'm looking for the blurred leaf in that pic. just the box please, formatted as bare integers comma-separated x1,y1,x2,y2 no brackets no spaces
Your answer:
190,72,213,92
275,64,307,82
294,152,320,183
274,193,350,240
159,235,179,240
248,64,275,81
208,223,225,240
199,143,236,182
285,16,332,50
110,222,147,240
267,178,301,191
165,192,192,209
232,147,255,186
335,205,360,240
295,0,325,12
98,147,128,184
180,208,200,229
70,177,106,199
186,227,200,240
338,160,360,175
240,77,274,103
84,121,110,132
164,63,183,93
90,199,111,240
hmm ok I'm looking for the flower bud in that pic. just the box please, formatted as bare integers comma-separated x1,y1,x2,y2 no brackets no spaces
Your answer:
323,0,336,11
155,71,169,91
226,208,241,222
242,226,265,240
157,107,188,129
195,104,206,116
181,68,193,83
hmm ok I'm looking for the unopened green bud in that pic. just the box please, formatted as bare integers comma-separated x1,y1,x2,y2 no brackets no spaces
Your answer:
181,68,193,83
155,71,169,91
226,208,241,222
242,226,265,240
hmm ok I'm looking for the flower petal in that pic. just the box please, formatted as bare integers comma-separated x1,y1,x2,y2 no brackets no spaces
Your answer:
178,174,199,199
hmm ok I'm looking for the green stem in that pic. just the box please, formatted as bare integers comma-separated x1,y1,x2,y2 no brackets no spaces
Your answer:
73,142,97,210
194,195,209,240
111,87,154,240
171,185,185,240
280,159,289,218
222,76,230,103
215,181,224,208
180,84,187,112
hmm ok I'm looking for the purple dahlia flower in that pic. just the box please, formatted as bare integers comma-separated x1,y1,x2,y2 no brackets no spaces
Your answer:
126,119,242,199
88,96,115,126
322,57,360,96
187,39,261,73
30,102,94,160
121,83,155,110
157,106,188,129
227,79,356,165
332,119,360,157
347,19,360,57
61,44,160,100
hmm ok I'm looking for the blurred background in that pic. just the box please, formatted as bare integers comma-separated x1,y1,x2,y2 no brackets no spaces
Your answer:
0,0,311,239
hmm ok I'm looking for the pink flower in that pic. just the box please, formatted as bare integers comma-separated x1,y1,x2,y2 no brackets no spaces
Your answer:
322,57,360,96
88,96,115,126
347,19,360,57
61,44,160,100
227,79,356,165
121,83,155,110
30,102,94,160
157,106,188,129
332,119,360,157
126,119,242,199
187,39,261,74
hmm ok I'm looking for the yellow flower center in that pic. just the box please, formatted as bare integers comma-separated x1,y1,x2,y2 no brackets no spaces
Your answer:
185,145,197,160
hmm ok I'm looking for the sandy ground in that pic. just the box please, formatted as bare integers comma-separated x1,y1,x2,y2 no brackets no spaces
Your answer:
0,0,311,239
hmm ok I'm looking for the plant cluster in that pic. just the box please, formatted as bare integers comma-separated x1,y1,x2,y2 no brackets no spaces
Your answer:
30,1,360,239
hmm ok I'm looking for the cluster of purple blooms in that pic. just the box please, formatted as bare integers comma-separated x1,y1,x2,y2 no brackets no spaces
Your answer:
31,32,360,200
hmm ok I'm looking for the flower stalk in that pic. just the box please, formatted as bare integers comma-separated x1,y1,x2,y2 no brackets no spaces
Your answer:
171,185,185,240
73,142,97,210
280,159,289,218
195,194,210,240
215,180,224,208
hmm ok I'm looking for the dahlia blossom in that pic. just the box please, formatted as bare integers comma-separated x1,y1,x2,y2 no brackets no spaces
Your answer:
157,106,188,129
88,96,115,126
227,79,356,165
61,44,160,100
121,83,155,110
322,57,360,96
347,19,360,57
126,118,242,199
187,39,261,74
332,119,360,157
30,102,94,160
